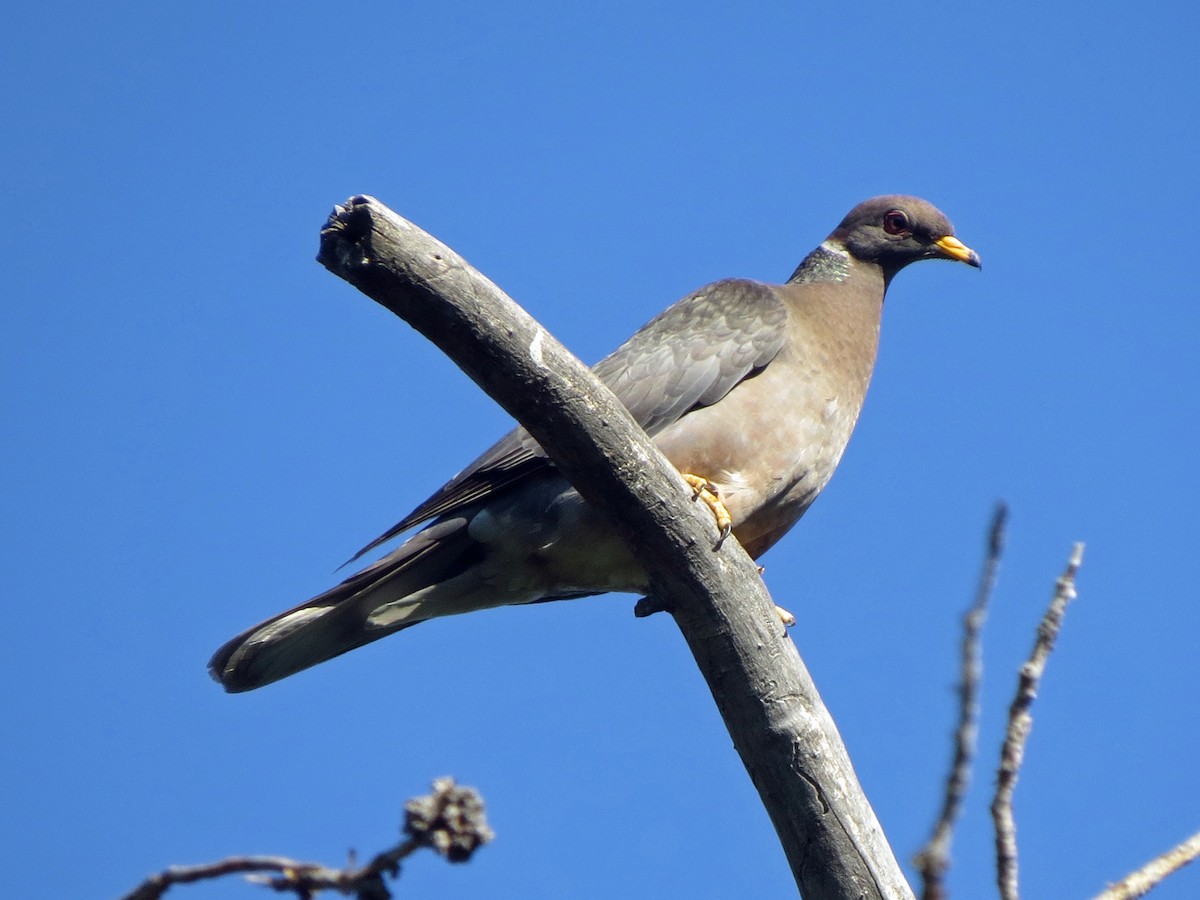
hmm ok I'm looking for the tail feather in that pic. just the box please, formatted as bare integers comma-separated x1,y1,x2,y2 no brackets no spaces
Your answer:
209,518,482,692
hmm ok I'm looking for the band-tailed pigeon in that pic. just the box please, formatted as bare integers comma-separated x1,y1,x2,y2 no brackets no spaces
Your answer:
211,195,979,692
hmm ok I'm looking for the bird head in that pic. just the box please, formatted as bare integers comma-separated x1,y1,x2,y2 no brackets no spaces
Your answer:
830,195,981,280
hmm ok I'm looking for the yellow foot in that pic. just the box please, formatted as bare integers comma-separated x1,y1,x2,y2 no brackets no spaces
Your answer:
682,473,733,547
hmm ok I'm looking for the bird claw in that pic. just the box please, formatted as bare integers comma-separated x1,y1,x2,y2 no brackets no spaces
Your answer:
775,605,796,628
682,473,733,549
714,520,732,549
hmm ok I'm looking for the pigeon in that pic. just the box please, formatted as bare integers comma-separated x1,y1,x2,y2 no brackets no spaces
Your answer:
210,195,979,692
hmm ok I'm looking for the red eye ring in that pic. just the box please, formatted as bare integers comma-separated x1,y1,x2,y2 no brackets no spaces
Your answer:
883,210,910,235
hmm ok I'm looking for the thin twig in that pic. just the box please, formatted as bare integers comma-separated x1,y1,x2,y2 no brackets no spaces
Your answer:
914,503,1008,900
122,856,372,900
1092,830,1200,900
121,778,492,900
991,543,1085,900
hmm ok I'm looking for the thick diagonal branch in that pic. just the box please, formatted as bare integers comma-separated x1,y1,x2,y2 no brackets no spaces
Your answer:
317,195,912,900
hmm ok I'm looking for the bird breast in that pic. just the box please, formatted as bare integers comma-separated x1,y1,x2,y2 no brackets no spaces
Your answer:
654,296,879,557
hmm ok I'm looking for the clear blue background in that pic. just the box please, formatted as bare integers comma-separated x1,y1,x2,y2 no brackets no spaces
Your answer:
4,3,1198,898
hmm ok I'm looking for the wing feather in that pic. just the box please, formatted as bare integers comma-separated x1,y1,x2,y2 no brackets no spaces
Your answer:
347,278,787,562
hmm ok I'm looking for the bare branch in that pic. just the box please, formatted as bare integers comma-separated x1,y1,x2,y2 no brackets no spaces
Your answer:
1093,830,1200,900
120,778,492,900
914,503,1008,899
316,195,914,899
992,542,1085,900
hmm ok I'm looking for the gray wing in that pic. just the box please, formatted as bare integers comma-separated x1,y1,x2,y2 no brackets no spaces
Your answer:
347,278,787,562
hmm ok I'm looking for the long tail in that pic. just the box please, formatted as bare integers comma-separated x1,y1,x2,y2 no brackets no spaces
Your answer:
209,518,485,692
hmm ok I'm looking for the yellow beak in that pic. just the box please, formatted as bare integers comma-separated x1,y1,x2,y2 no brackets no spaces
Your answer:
934,235,982,268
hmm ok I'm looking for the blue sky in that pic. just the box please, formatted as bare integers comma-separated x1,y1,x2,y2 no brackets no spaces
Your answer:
4,2,1198,897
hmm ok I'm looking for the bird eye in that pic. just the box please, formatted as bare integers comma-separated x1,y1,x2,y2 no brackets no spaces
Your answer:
882,210,910,235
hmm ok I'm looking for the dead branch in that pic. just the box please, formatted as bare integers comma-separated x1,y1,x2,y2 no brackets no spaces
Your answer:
120,777,491,900
315,195,913,900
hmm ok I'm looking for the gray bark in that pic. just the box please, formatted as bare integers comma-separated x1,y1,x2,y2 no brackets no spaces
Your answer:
317,195,914,900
